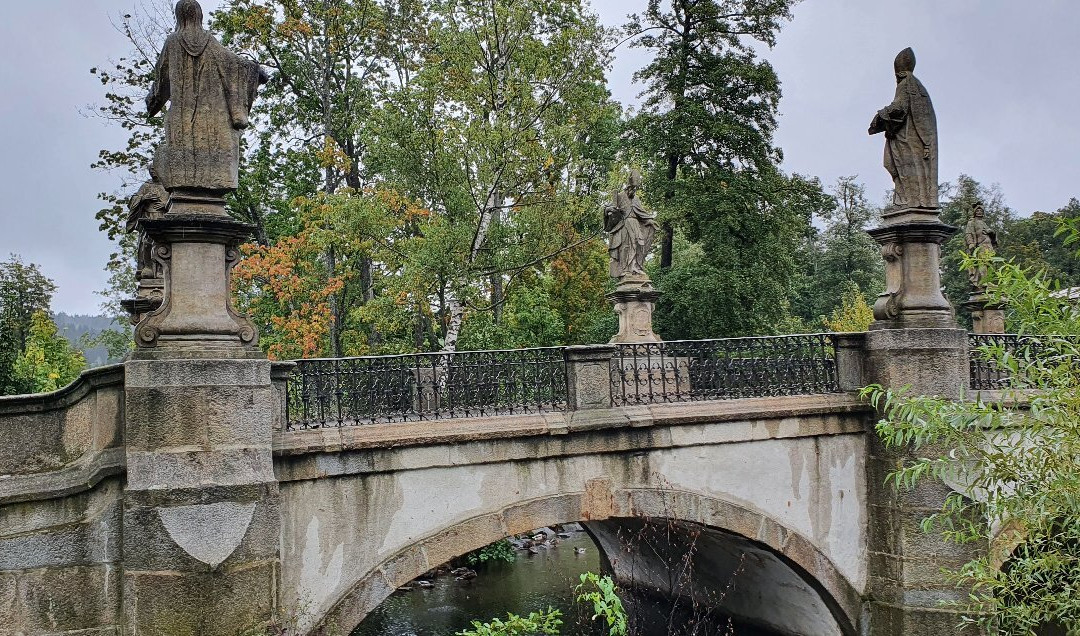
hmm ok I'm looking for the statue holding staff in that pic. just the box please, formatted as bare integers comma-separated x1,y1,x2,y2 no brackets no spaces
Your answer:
869,47,939,210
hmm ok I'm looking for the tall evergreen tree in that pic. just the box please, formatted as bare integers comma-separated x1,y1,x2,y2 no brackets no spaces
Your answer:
623,0,822,337
625,0,797,269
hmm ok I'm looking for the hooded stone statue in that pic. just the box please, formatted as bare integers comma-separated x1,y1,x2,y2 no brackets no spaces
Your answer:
869,47,938,210
604,170,659,279
147,0,268,193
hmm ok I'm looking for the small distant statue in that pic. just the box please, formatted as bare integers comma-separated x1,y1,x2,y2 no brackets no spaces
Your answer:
604,170,659,280
869,47,939,210
147,0,268,194
964,201,998,290
127,167,170,280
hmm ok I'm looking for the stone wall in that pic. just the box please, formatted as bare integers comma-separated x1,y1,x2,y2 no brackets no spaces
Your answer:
0,365,125,635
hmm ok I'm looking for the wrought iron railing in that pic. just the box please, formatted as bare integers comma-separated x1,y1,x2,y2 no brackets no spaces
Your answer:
609,334,841,406
969,333,1023,390
286,347,568,429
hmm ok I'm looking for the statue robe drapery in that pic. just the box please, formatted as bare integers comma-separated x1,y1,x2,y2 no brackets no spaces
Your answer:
147,29,264,192
870,73,938,209
605,190,658,278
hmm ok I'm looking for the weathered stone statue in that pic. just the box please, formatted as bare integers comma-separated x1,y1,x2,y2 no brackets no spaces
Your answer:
963,202,997,289
127,167,169,281
147,0,268,195
869,47,938,210
603,170,662,343
604,170,659,280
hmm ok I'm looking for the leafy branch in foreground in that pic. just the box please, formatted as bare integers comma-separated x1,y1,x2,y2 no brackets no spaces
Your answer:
576,572,628,636
863,239,1080,634
455,608,563,636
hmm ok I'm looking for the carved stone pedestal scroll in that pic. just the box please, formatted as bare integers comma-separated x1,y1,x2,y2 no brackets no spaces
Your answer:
867,207,957,330
965,292,1006,334
607,277,662,344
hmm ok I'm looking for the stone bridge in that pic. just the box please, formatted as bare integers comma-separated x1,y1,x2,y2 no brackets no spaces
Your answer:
0,327,995,636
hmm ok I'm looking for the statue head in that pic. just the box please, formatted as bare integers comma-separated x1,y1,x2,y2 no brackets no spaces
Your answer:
175,0,204,31
627,169,642,195
894,47,916,81
972,201,985,219
148,165,159,182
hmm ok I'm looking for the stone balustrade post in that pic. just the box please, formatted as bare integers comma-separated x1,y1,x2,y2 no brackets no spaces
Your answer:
564,345,615,410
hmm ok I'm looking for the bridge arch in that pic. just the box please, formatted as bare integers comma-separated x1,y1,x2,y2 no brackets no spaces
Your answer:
304,487,862,636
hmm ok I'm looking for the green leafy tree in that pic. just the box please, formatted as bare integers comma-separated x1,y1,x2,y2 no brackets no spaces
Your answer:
654,173,831,338
12,312,87,394
370,0,619,351
624,0,798,270
803,177,883,323
821,287,874,333
0,256,59,394
864,239,1080,633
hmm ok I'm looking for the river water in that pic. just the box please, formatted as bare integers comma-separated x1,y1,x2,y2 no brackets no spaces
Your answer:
352,528,775,636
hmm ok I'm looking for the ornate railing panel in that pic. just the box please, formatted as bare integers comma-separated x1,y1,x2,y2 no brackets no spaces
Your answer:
968,333,1022,390
286,347,568,429
610,334,841,406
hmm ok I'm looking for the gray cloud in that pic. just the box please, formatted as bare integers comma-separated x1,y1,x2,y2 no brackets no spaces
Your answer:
1,0,1076,314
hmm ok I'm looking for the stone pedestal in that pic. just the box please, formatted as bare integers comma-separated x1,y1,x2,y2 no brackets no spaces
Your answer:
121,194,279,634
867,207,957,330
965,292,1006,334
122,358,279,635
131,194,259,357
607,277,661,344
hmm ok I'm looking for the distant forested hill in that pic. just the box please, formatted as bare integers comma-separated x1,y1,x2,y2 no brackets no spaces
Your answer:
53,313,129,367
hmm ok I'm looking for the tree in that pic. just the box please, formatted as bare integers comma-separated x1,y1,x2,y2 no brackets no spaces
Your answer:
792,176,883,325
369,0,619,351
11,312,88,394
0,256,59,394
653,172,831,338
624,0,797,270
821,287,874,333
865,238,1080,633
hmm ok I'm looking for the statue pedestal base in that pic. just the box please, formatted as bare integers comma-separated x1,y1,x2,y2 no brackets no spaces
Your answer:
131,201,260,359
964,292,1006,334
607,277,662,344
867,207,958,330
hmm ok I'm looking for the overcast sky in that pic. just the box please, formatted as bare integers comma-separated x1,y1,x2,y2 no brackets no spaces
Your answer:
1,0,1078,315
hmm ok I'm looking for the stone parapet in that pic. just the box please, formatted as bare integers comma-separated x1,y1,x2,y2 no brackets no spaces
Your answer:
0,364,124,481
